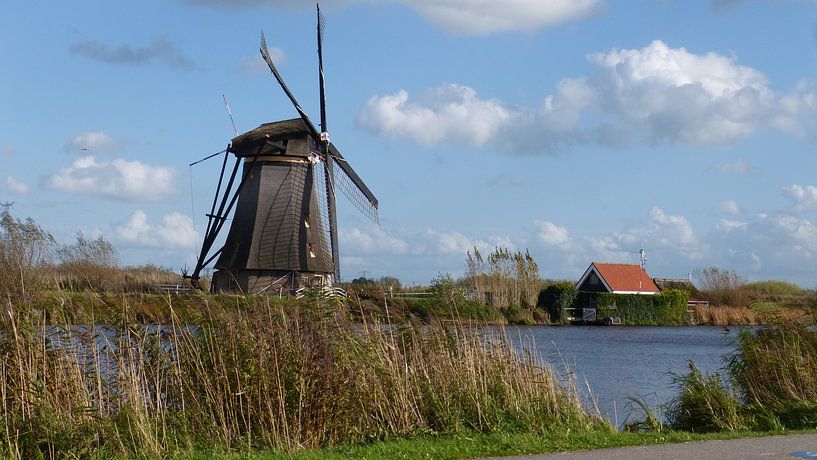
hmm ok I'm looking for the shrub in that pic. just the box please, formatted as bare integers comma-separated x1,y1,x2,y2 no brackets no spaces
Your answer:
537,282,577,324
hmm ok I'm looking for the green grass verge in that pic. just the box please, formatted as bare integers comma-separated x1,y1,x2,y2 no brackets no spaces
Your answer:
175,429,817,460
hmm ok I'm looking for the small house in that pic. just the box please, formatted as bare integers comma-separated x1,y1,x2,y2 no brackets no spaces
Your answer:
576,262,660,294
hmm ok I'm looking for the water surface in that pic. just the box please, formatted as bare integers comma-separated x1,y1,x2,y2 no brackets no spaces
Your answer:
510,326,741,425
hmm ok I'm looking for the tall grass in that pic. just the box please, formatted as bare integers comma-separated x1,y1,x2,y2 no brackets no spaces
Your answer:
0,294,598,458
728,321,817,429
661,320,817,433
665,363,745,433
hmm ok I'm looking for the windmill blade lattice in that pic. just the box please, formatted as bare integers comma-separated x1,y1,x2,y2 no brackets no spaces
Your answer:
331,156,379,224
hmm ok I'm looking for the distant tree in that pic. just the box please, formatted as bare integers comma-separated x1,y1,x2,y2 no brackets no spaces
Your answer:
695,267,751,307
350,276,376,288
378,276,401,290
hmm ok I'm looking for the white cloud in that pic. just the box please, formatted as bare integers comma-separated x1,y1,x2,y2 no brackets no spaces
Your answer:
772,80,817,138
720,200,741,215
47,156,175,201
63,131,121,154
574,207,704,266
341,226,408,255
360,41,812,153
3,176,28,194
414,229,512,255
589,40,774,145
716,218,748,232
713,159,756,175
401,0,604,35
114,210,198,249
185,0,603,35
358,84,512,147
783,184,817,211
534,220,570,246
647,207,698,248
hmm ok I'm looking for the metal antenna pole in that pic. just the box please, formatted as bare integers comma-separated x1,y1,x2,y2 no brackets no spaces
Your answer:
0,201,14,214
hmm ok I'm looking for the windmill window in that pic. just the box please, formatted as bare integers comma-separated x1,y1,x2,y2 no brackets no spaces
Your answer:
308,243,316,258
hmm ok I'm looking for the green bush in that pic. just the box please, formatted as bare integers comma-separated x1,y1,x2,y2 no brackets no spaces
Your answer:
537,282,577,324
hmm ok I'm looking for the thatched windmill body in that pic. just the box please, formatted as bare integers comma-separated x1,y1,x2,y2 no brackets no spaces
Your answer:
190,5,378,293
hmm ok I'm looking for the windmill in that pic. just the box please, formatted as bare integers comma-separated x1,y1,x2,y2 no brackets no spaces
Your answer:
189,4,379,294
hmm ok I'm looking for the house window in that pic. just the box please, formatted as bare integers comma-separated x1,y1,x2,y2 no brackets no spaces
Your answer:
308,243,316,258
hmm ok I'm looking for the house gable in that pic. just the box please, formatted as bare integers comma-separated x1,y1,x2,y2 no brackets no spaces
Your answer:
576,265,611,292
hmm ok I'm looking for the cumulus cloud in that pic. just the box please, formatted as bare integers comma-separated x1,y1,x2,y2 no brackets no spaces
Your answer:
47,156,175,201
570,207,704,267
716,218,748,232
770,215,817,256
772,81,817,138
783,184,817,211
3,176,28,194
340,225,513,260
358,84,512,147
70,36,195,70
341,226,408,255
184,0,603,34
720,200,741,215
588,40,775,145
63,131,121,154
401,0,604,35
114,210,198,249
360,41,815,153
534,220,570,246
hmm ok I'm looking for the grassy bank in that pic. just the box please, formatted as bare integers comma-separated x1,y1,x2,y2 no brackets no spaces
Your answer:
0,294,599,459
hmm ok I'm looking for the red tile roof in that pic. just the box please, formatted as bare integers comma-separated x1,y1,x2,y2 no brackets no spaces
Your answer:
592,262,660,293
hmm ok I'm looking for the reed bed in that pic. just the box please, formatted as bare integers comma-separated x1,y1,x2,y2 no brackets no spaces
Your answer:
0,294,597,458
663,319,817,432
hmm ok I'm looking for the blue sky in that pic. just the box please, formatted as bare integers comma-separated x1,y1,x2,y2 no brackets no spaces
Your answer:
2,0,817,286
